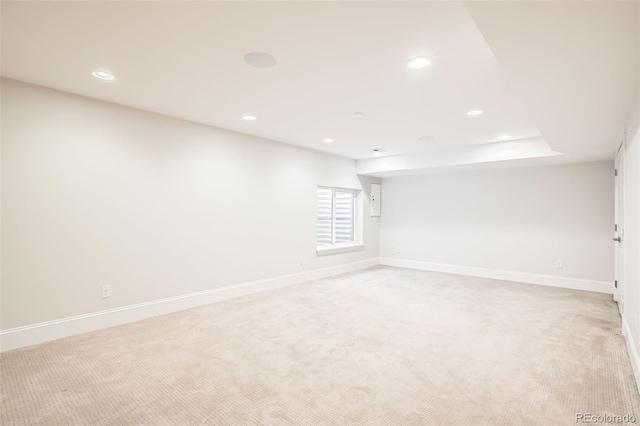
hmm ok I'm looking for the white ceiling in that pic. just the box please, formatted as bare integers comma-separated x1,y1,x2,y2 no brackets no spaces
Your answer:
2,1,638,170
466,0,639,163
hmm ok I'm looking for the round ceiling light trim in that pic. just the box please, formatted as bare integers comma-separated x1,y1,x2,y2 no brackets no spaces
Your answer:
323,138,335,143
497,134,511,140
244,52,277,68
242,114,257,121
92,70,115,81
466,109,484,116
407,56,431,69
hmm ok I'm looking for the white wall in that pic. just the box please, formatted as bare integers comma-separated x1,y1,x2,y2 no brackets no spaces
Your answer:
0,78,379,330
380,161,614,282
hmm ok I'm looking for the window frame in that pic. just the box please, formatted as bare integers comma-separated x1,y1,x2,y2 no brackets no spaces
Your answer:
316,186,363,254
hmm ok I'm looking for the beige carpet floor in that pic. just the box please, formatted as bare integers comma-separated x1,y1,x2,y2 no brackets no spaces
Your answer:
1,266,639,425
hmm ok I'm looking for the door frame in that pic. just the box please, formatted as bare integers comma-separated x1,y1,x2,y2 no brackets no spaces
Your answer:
614,133,626,314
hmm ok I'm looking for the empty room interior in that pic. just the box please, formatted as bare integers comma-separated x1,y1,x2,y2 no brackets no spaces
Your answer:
1,1,640,425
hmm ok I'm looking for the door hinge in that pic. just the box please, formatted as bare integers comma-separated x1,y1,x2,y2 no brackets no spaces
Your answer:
615,224,618,232
615,280,618,288
615,169,618,176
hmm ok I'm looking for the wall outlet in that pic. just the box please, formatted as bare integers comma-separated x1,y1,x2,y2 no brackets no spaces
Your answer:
101,285,111,299
555,260,563,269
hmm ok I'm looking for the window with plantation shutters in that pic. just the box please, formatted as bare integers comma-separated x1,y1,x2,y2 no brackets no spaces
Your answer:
317,187,355,248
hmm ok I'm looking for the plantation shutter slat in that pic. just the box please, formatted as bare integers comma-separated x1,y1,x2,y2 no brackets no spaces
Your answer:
316,188,333,246
334,191,354,243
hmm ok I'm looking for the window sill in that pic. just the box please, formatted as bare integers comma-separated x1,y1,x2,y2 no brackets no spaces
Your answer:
316,243,364,256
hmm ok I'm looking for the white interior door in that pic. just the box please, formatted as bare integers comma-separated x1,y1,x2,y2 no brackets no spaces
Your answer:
614,140,625,314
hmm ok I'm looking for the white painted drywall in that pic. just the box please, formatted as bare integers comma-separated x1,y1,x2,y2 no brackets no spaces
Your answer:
379,161,614,282
0,79,380,330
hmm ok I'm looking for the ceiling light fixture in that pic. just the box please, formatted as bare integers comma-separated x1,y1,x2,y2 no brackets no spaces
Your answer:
352,112,365,118
323,138,334,143
497,134,510,140
466,109,484,116
92,70,115,81
407,57,431,69
244,52,277,68
372,149,385,156
241,114,257,121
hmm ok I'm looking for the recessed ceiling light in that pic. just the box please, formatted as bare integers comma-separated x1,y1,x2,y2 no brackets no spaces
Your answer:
92,70,115,80
244,52,277,68
497,134,510,140
418,136,434,141
466,109,484,116
323,138,334,143
352,112,365,118
407,57,431,69
372,149,385,156
241,114,257,121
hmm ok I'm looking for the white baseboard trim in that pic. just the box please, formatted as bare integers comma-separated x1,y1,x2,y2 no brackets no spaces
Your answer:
622,317,640,395
0,258,380,352
379,258,613,294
